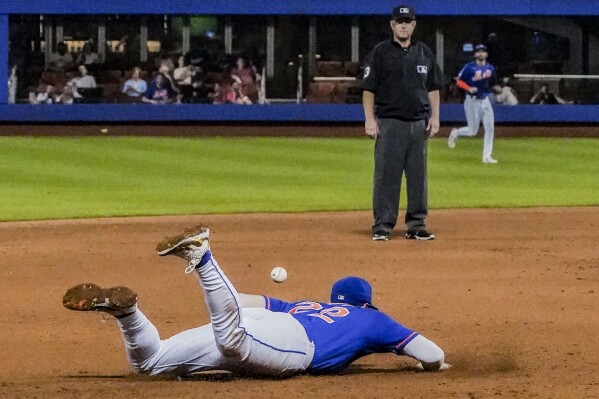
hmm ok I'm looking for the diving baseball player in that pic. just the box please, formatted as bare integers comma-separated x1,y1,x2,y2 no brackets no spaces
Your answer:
448,44,498,164
63,224,450,376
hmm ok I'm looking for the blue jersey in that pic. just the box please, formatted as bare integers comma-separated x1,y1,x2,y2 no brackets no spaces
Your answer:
457,61,496,99
265,297,419,374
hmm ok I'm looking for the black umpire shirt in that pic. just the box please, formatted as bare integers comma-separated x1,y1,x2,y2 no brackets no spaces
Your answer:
362,39,445,121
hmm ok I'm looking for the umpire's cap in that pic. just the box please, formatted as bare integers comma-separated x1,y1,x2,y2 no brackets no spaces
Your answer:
391,5,416,20
330,276,378,310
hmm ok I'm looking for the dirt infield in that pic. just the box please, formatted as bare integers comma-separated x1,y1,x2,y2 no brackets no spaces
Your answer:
1,208,598,398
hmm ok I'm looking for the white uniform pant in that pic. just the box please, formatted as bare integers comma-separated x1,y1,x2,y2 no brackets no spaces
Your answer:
454,96,495,159
115,254,315,376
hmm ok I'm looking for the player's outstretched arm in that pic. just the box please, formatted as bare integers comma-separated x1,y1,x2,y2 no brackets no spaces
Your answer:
402,335,451,371
238,293,266,308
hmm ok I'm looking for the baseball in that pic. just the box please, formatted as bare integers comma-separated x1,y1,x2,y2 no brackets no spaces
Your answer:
100,128,109,134
270,266,287,283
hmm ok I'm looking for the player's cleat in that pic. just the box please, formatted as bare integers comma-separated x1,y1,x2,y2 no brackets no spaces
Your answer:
405,229,435,240
372,231,389,241
156,224,211,273
447,128,457,149
63,283,137,318
482,157,498,164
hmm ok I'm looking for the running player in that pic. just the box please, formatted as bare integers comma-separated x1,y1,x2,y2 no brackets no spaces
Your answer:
448,44,498,164
63,224,451,376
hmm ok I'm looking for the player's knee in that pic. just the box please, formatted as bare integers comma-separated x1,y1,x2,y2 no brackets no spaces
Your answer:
216,336,246,359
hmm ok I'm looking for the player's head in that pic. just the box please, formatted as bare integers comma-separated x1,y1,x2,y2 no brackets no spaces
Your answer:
390,5,416,42
474,44,488,61
330,276,378,310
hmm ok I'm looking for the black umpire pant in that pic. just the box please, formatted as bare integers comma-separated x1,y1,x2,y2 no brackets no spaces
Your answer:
372,118,429,235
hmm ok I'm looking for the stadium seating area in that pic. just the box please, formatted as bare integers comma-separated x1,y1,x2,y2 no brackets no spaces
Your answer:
306,61,362,104
24,48,262,105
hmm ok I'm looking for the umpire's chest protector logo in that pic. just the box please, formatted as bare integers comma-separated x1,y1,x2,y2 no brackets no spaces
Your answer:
417,65,428,74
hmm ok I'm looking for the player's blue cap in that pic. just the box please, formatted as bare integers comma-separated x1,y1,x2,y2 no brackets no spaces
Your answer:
330,276,378,310
475,44,488,52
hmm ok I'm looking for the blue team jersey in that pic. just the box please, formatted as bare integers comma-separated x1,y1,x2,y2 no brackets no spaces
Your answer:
457,61,495,99
264,297,419,374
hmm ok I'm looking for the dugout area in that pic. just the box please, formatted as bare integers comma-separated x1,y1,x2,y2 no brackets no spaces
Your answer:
1,208,597,398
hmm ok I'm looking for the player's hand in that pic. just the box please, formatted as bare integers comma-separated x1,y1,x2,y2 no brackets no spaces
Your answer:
365,118,379,139
426,117,440,137
469,87,478,94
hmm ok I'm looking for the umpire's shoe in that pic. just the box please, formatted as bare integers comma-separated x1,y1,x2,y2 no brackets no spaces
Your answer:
63,283,137,318
156,224,211,273
372,231,390,241
405,229,436,241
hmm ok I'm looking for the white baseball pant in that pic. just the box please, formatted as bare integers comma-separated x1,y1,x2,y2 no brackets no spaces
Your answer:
114,254,314,376
453,95,495,159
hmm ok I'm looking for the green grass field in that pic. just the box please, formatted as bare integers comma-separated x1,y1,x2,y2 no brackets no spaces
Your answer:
0,136,597,221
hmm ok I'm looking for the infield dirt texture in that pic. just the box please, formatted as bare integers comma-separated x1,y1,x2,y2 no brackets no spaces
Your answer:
1,208,598,398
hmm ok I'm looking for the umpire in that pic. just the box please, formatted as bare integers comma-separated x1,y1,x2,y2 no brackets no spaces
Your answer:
362,5,444,241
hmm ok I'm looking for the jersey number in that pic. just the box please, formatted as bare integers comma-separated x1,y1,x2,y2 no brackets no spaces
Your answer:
289,302,350,324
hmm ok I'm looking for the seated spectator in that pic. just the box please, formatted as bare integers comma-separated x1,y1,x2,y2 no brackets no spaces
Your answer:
155,51,175,73
213,78,252,105
231,57,259,102
55,85,75,104
159,64,179,96
213,80,236,104
530,84,566,105
29,85,55,104
48,42,74,72
66,65,97,98
491,80,518,105
232,81,252,104
174,55,200,103
75,42,99,68
122,67,148,99
142,73,175,104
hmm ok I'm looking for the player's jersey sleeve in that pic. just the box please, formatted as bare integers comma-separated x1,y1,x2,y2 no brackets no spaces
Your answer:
361,48,378,92
368,312,419,353
263,296,299,313
457,63,472,82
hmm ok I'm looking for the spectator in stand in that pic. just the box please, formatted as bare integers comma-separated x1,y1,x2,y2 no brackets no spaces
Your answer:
28,85,55,104
155,51,175,73
66,65,97,99
121,67,148,101
159,64,179,97
55,85,75,104
231,57,259,102
491,78,518,105
48,42,74,72
142,73,175,104
75,43,99,68
529,83,566,105
213,77,252,105
174,55,197,103
232,81,252,104
213,79,235,104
